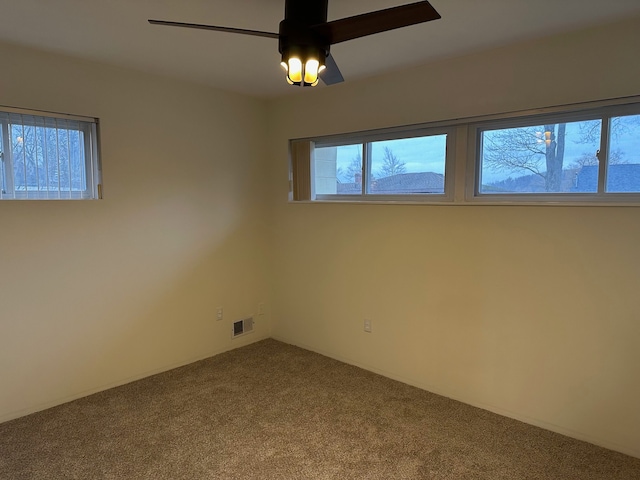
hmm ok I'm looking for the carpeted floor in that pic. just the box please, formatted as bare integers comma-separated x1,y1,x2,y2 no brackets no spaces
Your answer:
1,339,639,479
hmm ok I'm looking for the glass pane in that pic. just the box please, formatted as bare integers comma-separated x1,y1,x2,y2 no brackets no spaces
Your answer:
10,120,87,195
479,119,601,194
314,144,363,195
606,114,640,193
367,135,446,194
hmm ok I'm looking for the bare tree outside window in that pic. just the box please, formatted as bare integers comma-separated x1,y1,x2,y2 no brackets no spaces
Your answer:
346,151,363,183
482,115,640,193
482,123,568,192
378,147,406,178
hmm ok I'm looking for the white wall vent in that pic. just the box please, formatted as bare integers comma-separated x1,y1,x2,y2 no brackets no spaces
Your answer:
232,317,254,338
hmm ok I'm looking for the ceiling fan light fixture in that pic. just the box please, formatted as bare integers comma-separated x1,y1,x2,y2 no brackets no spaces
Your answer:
282,46,326,87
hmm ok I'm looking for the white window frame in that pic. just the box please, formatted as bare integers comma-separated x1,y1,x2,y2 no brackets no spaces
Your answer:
0,106,101,200
466,101,640,205
290,95,640,206
299,125,457,203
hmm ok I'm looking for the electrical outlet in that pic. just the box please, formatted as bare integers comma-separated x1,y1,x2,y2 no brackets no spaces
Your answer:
364,319,372,333
216,307,223,321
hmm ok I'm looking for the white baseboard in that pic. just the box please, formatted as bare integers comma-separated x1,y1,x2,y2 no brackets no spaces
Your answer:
272,335,640,460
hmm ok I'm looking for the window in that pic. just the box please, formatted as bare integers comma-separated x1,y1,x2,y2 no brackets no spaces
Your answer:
472,107,640,201
301,128,454,202
0,108,100,200
478,118,602,194
291,96,640,205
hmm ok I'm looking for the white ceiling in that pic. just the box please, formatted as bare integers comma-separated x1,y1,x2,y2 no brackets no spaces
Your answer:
1,0,639,98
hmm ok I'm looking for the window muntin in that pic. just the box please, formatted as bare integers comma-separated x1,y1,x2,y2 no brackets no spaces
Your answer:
0,110,100,200
312,130,452,201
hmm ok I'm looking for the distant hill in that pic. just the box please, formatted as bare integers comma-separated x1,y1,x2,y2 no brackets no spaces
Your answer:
335,165,640,195
484,169,580,193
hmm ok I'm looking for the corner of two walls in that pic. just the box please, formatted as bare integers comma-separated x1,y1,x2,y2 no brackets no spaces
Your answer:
0,42,273,422
266,16,640,458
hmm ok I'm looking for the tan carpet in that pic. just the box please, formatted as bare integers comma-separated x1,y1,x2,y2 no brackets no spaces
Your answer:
1,339,638,479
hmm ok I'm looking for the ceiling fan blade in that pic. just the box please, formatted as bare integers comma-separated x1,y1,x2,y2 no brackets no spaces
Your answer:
148,20,279,40
319,53,344,85
312,1,440,45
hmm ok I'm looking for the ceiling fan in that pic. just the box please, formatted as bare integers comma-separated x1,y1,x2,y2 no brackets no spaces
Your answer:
149,0,441,87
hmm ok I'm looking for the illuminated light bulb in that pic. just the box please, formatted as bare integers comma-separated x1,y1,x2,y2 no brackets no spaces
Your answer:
304,59,320,84
288,57,303,83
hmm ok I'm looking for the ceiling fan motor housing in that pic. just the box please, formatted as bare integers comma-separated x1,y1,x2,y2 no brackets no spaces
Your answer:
279,0,330,84
279,21,328,63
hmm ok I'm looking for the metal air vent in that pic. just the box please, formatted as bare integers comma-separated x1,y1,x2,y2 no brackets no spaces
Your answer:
232,317,254,338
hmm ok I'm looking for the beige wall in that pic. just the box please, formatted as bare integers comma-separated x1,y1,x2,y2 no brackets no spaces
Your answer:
0,43,272,422
268,17,640,457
